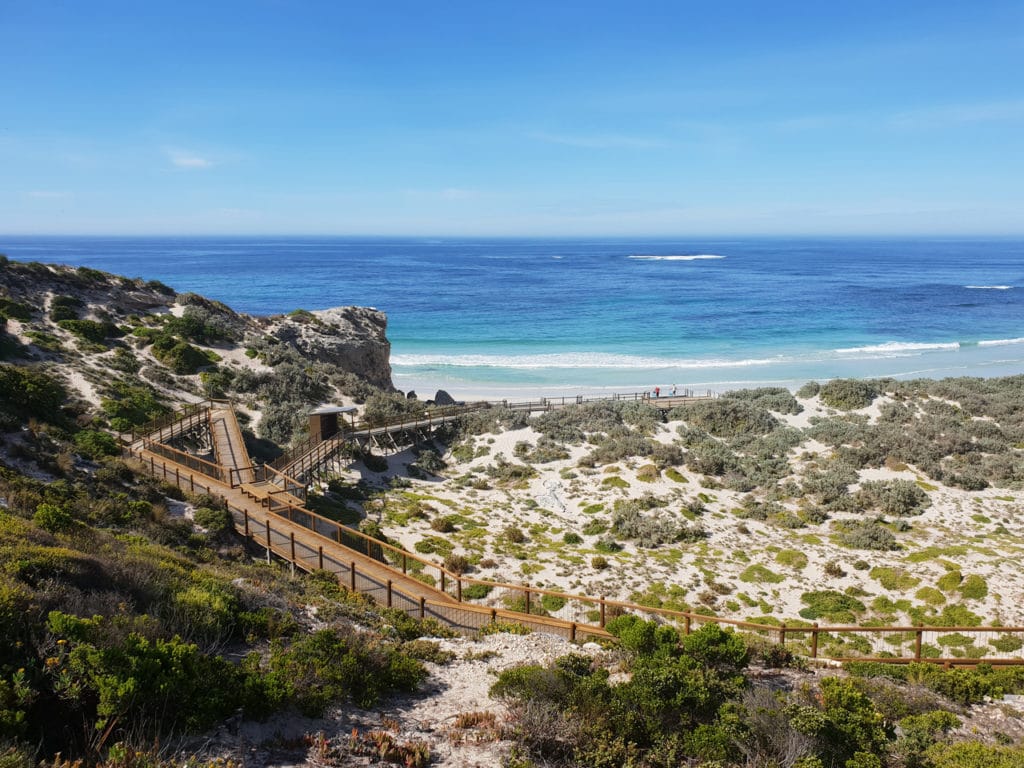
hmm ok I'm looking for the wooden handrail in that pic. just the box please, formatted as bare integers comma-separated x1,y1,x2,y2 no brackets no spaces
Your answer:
131,399,1024,665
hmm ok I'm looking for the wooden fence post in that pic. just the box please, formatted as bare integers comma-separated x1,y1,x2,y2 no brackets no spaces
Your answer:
419,597,426,619
570,623,577,642
243,509,249,538
684,615,691,635
524,588,531,615
387,580,393,608
265,520,272,563
402,554,407,574
289,533,296,573
350,561,356,592
457,579,462,603
318,546,324,570
915,625,923,662
441,570,446,594
599,596,606,628
811,624,819,658
779,623,787,646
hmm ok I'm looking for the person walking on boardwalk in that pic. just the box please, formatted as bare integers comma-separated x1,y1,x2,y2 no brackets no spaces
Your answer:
671,385,677,396
654,386,660,398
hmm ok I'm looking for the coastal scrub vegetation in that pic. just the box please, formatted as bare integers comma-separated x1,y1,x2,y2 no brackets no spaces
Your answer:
493,617,1024,767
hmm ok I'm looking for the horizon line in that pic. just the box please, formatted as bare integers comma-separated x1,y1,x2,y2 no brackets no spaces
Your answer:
4,231,1024,240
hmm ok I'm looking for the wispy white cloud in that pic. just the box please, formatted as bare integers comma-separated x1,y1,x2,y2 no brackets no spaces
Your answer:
165,148,215,169
891,99,1024,128
529,131,668,149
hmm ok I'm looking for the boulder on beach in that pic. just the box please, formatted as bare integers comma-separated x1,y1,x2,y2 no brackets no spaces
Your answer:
433,389,456,406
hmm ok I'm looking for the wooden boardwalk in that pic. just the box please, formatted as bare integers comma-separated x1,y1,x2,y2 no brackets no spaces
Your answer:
125,398,1024,662
130,412,458,612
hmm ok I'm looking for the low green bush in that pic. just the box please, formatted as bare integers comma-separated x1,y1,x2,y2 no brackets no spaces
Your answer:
799,590,866,622
192,506,234,537
150,334,214,374
73,429,120,459
57,319,123,344
820,378,879,410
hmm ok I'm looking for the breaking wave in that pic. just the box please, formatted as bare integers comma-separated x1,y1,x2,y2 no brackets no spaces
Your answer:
628,254,726,261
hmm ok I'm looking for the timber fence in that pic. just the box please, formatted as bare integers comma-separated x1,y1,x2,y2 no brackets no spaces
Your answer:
127,445,1024,666
123,397,1024,666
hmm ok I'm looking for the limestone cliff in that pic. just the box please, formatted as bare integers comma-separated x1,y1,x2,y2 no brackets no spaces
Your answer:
0,259,394,416
263,307,392,391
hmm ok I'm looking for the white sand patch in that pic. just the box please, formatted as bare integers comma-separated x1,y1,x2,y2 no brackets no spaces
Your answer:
354,413,1024,630
64,369,103,408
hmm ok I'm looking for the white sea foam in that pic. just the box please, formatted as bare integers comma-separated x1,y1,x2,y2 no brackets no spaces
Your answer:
627,254,726,261
392,352,782,370
978,337,1024,347
835,341,961,356
395,335,1024,372
965,285,1013,290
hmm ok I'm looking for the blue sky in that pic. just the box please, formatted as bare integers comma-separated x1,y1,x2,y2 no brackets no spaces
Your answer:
2,1,1022,235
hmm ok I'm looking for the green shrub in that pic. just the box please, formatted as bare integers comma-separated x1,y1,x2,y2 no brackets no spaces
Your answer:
835,520,900,551
775,549,808,570
797,381,821,398
73,429,120,460
0,364,66,425
677,398,778,437
361,452,388,473
100,381,169,429
192,506,234,537
47,612,244,734
869,566,920,591
958,574,988,600
462,583,492,599
739,565,784,584
819,379,879,410
857,479,931,516
57,319,122,344
724,387,803,415
799,590,866,622
48,295,81,322
915,586,946,606
607,614,680,656
263,627,426,713
150,335,214,374
0,299,32,321
33,503,74,533
400,639,456,665
924,742,1024,768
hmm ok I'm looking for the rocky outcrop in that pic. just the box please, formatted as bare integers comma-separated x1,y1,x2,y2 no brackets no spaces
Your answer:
0,260,176,317
264,307,393,390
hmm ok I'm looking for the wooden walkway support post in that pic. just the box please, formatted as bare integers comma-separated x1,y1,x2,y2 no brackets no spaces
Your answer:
265,520,272,563
811,624,819,658
915,625,924,662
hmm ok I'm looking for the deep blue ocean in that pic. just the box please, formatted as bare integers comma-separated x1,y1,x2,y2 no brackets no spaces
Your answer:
4,236,1024,397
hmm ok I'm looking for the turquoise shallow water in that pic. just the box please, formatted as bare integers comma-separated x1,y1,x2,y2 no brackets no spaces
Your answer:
4,236,1024,397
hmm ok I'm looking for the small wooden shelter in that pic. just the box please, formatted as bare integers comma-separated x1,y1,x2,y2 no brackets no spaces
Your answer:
308,405,357,442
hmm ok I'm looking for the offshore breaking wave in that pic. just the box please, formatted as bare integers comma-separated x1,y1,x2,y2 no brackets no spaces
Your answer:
393,336,1024,371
